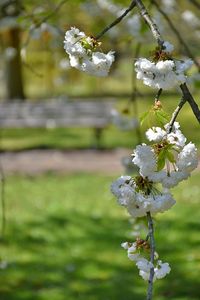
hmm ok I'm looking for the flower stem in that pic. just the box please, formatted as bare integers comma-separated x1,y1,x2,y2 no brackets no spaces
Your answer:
154,88,162,104
167,96,186,133
146,211,155,300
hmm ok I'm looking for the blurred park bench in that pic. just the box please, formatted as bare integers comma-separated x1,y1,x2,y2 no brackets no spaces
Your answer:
0,99,114,148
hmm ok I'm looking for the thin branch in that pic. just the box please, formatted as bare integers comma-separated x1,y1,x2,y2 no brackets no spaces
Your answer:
23,0,68,47
35,0,68,27
152,0,200,71
95,0,136,40
146,212,155,300
180,83,200,123
167,96,187,133
136,0,200,125
162,83,199,129
135,0,163,47
154,88,162,103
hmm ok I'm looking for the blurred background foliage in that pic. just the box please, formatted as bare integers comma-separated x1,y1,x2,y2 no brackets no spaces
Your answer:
0,0,199,99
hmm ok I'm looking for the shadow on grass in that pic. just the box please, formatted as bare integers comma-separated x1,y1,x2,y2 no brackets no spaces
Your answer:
1,209,200,300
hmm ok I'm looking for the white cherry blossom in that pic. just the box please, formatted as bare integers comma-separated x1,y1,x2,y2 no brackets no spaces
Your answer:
64,27,115,76
135,57,193,90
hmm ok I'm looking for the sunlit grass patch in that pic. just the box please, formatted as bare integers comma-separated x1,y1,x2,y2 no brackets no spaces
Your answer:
0,171,200,299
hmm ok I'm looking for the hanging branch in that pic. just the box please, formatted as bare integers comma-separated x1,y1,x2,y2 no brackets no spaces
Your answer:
133,1,200,298
146,212,155,300
35,0,69,26
180,83,200,123
135,0,163,47
95,0,136,40
167,96,187,133
151,0,200,71
135,0,200,125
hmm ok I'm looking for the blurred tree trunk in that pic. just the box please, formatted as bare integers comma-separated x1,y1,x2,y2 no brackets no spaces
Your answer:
1,0,25,100
4,27,25,100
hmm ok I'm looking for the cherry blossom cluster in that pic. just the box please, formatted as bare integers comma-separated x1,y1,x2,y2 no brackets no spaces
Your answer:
111,122,197,281
121,241,171,281
111,174,175,218
63,27,115,76
135,41,193,90
111,121,198,218
144,122,198,187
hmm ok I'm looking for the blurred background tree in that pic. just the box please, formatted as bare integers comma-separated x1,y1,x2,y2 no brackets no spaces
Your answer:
0,0,25,100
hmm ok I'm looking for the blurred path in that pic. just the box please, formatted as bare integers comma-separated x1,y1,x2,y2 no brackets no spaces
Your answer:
0,149,131,175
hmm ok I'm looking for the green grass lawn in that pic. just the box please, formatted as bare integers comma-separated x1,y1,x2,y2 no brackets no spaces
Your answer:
0,126,139,151
0,171,200,300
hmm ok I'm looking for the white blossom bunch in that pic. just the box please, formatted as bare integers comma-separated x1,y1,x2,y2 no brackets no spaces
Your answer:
143,122,198,187
121,241,171,281
64,27,115,77
111,122,198,218
135,41,193,90
111,174,176,218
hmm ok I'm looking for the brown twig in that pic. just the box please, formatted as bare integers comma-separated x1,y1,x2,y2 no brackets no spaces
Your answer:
167,96,187,133
95,0,136,40
152,0,200,71
135,0,164,47
180,83,200,123
154,88,162,103
146,212,155,300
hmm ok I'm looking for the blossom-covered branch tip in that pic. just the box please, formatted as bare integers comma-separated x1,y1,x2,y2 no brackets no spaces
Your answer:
135,41,193,90
64,27,115,77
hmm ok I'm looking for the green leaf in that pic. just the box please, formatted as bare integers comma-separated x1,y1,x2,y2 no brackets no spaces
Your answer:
157,149,166,171
154,110,169,126
140,111,149,126
158,109,170,121
166,151,176,163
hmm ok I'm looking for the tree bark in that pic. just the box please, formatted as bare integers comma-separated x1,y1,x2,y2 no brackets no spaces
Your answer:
4,26,25,100
1,0,25,100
